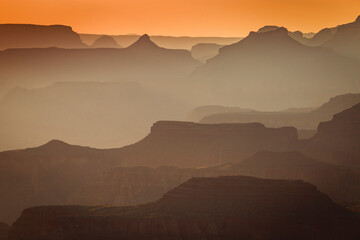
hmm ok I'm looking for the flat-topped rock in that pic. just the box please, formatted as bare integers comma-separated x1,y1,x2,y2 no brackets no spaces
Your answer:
125,121,298,168
0,24,86,50
9,176,360,240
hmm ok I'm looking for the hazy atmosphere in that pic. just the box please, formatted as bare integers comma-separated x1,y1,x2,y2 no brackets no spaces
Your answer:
1,0,360,239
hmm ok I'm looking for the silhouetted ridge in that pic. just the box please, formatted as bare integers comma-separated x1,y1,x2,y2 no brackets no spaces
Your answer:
39,139,71,149
128,34,159,50
157,176,340,217
216,26,302,58
150,120,266,133
236,151,328,169
21,139,97,155
91,35,121,48
9,176,360,240
0,24,86,50
257,25,281,33
249,27,289,38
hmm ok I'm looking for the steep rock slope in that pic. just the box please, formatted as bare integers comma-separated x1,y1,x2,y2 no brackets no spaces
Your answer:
302,102,360,166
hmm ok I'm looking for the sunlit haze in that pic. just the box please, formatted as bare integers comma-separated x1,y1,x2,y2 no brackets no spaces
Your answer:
1,0,360,36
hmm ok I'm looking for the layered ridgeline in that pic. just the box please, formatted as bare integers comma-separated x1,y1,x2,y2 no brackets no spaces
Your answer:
8,176,360,240
321,16,360,59
187,105,252,122
261,16,360,60
190,43,224,62
257,25,313,44
70,151,360,208
0,81,190,151
0,122,297,223
301,102,360,166
80,33,241,49
2,107,360,224
189,27,360,110
198,93,360,132
0,24,86,50
90,35,121,48
0,34,201,97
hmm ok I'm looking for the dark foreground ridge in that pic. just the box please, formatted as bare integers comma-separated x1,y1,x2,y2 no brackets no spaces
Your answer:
9,176,360,240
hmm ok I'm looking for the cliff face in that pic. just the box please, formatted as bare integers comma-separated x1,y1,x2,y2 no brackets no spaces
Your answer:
118,121,298,168
0,24,86,50
0,121,298,224
302,103,360,166
9,176,360,240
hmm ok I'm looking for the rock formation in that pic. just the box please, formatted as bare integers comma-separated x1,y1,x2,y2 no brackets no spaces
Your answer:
323,15,360,59
70,151,360,209
200,93,360,131
0,24,86,50
8,176,360,240
0,121,298,223
0,34,201,98
190,27,360,110
302,102,360,166
117,121,297,167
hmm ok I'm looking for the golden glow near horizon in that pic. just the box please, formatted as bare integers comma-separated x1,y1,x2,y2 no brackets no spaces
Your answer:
0,0,360,36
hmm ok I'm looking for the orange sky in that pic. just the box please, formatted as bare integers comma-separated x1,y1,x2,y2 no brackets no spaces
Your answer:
0,0,360,37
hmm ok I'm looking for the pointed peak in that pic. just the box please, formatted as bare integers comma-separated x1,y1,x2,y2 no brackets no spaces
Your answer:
128,34,159,49
356,15,360,23
139,34,150,41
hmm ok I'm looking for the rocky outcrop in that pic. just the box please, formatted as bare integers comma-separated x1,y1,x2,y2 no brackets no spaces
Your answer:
302,103,360,166
118,121,298,167
0,24,86,50
9,176,360,240
257,25,310,44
